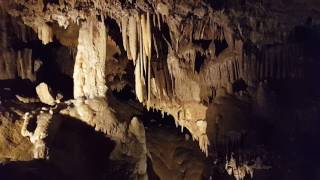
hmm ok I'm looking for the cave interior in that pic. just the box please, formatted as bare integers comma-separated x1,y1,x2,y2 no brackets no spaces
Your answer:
0,0,320,180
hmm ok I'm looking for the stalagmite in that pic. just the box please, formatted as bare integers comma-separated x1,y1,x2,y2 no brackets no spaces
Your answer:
73,16,107,99
128,117,148,180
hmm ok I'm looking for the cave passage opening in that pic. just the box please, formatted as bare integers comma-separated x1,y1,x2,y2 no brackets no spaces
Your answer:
34,40,74,99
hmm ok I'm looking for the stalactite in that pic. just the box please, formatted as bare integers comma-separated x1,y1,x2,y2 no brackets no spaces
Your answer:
153,34,159,58
152,13,156,28
125,12,153,105
235,57,239,81
259,52,263,80
156,12,161,30
73,16,107,99
135,57,144,103
121,16,128,51
128,16,137,63
141,14,147,74
196,120,209,157
147,52,151,109
0,50,16,80
137,17,145,84
17,49,36,81
0,10,7,49
146,12,152,59
227,62,231,86
232,60,237,82
37,22,53,45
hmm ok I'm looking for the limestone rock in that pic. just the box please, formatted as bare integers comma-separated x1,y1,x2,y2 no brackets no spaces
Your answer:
73,16,107,99
36,83,56,106
0,109,33,161
21,108,62,159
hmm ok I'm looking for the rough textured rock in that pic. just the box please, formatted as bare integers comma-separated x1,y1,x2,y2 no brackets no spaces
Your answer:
146,126,206,180
0,107,33,161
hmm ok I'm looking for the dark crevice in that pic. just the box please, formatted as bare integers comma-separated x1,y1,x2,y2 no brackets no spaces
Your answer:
209,0,225,9
232,79,247,92
214,39,228,56
35,41,74,99
105,17,123,54
193,39,212,50
112,85,136,101
0,79,36,98
44,0,59,6
51,116,116,179
160,22,171,46
195,52,205,73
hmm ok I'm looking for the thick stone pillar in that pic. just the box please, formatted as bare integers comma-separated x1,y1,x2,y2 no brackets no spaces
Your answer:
73,16,107,99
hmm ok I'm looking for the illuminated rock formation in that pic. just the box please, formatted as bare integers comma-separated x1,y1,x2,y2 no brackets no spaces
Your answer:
0,0,320,179
73,16,107,99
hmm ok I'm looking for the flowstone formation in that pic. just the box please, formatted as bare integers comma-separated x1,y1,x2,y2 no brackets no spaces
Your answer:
73,16,107,99
0,0,320,179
